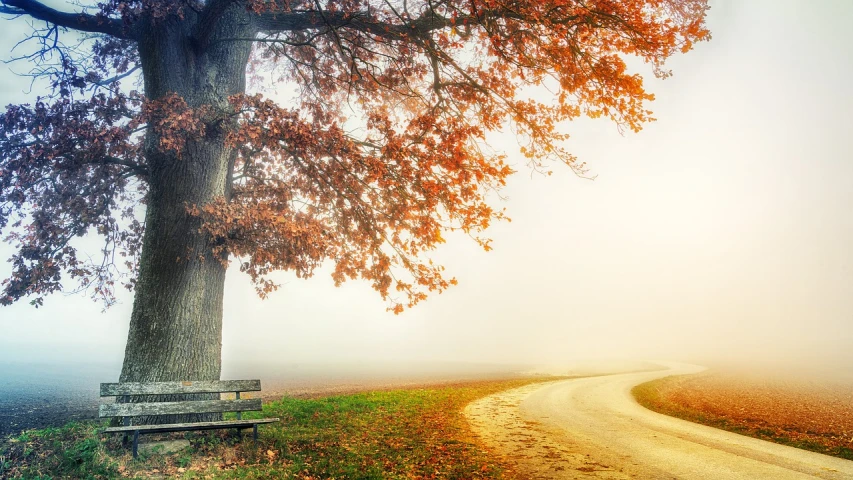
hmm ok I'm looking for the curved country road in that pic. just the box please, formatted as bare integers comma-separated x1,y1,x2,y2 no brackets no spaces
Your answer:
465,363,853,479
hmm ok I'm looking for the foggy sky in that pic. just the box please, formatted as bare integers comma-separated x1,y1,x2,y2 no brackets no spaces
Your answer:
1,0,852,374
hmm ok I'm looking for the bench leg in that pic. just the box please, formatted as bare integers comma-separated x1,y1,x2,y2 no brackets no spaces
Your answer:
236,428,242,440
253,424,258,442
132,430,140,459
122,416,130,446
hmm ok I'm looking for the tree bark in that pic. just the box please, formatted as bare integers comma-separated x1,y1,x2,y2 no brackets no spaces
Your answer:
118,7,252,409
118,139,232,385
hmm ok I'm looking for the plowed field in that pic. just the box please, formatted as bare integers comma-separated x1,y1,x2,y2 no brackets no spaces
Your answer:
633,371,853,460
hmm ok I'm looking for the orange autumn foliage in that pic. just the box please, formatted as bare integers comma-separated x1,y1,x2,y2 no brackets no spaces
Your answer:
191,0,710,311
0,0,710,311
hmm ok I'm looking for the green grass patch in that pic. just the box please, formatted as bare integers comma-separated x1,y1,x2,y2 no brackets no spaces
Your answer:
1,377,553,479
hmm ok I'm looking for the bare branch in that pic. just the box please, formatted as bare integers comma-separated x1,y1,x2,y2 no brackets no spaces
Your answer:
91,64,140,87
1,0,130,39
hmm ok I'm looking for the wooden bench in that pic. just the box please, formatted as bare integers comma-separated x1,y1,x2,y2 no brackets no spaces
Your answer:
99,379,279,458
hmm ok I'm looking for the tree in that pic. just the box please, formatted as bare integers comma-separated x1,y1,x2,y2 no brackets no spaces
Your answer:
0,0,709,385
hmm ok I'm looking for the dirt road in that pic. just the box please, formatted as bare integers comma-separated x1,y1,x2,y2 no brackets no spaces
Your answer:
465,363,853,479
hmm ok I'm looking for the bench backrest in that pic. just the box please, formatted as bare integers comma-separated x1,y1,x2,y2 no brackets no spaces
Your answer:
99,380,263,421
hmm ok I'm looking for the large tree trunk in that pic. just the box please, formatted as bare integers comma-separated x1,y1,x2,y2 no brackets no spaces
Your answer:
118,139,232,384
119,9,252,395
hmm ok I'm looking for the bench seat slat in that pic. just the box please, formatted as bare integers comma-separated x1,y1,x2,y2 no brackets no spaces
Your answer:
103,418,280,434
99,398,262,418
100,380,261,396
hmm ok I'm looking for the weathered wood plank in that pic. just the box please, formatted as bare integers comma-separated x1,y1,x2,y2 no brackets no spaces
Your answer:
102,418,280,434
100,380,261,396
99,398,262,418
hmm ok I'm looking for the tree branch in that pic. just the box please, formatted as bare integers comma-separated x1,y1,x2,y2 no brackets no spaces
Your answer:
101,156,148,177
0,0,129,39
91,65,140,87
253,9,452,39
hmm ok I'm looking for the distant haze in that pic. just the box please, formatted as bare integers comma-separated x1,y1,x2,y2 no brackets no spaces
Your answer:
1,0,852,380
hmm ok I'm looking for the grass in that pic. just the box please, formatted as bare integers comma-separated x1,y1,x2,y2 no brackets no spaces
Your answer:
632,374,853,461
0,377,554,479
